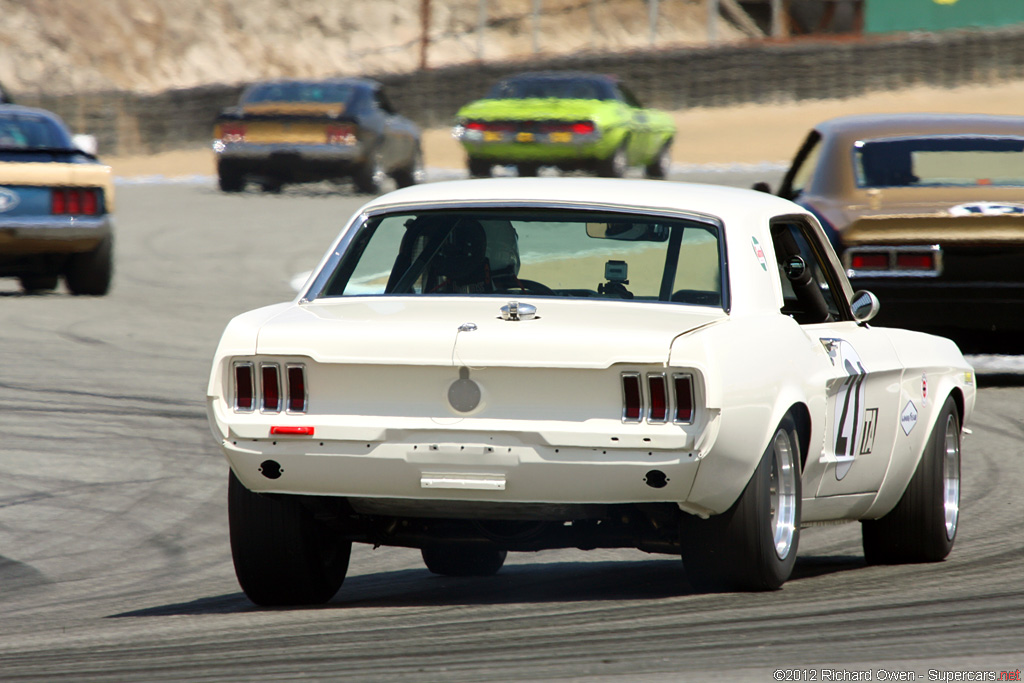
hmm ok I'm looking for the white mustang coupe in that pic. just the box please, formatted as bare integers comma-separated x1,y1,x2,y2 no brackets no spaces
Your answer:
207,178,975,605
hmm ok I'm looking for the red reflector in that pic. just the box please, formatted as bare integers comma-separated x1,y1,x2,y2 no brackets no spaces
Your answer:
895,253,934,270
622,373,642,421
326,124,355,145
261,365,281,412
270,426,314,436
674,374,694,423
287,365,306,413
648,375,668,422
234,363,254,411
571,121,596,135
51,189,66,214
851,253,888,270
221,123,246,141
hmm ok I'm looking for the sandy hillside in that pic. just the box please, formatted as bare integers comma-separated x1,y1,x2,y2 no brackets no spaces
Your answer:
0,0,738,96
106,78,1024,177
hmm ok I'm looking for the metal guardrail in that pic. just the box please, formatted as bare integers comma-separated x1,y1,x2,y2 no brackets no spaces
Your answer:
17,26,1024,157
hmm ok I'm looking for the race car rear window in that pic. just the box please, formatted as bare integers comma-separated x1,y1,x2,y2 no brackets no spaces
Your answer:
854,135,1024,188
0,114,66,149
486,77,617,101
241,82,357,105
315,208,725,307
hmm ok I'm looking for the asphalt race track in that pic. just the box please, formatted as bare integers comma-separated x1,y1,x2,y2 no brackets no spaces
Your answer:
0,172,1022,681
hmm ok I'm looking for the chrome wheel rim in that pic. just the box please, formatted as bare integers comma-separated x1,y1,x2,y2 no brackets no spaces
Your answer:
769,430,798,560
942,414,961,541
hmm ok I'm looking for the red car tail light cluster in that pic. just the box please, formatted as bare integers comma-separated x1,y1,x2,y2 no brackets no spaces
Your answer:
232,361,307,414
220,123,246,143
52,188,101,215
621,372,695,424
325,124,357,145
845,245,942,277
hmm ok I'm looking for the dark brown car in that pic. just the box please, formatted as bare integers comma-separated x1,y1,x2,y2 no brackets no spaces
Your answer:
765,113,1024,347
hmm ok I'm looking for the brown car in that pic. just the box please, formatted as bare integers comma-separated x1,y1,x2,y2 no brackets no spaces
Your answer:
763,113,1024,348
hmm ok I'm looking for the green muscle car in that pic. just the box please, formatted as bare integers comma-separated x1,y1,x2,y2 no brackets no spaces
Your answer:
453,71,676,179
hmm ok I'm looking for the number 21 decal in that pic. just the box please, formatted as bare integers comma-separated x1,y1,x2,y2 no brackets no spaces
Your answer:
823,339,878,480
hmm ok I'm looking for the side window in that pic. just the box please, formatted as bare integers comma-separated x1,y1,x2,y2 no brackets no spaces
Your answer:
780,131,822,200
770,219,844,324
375,88,395,115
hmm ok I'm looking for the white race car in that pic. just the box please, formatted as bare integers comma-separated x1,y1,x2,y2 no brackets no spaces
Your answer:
207,178,975,605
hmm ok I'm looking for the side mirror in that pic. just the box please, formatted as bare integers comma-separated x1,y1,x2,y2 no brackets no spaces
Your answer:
851,290,880,323
72,134,97,156
751,181,772,194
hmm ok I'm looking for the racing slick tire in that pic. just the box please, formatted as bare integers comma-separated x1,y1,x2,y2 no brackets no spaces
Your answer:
596,142,628,178
353,152,383,194
680,415,801,591
467,158,492,179
19,274,59,293
392,147,423,188
64,235,113,296
421,545,507,577
862,395,960,564
644,140,672,179
228,470,351,606
217,161,245,192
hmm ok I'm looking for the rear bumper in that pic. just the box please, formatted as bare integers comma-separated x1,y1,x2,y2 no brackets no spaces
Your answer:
852,278,1024,332
220,433,699,508
215,143,367,179
0,215,111,255
460,139,616,165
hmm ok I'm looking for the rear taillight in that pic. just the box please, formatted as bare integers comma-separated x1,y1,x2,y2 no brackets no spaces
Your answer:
220,123,246,142
571,121,596,135
895,252,934,270
648,374,668,423
233,360,307,414
286,365,307,412
52,188,101,216
850,253,888,270
621,371,695,424
673,374,694,424
326,124,356,145
234,362,255,412
622,373,643,422
261,364,281,412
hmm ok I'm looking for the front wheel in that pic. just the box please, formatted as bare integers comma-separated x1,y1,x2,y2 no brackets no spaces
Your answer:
680,415,801,591
228,470,350,606
862,395,960,564
353,151,383,194
421,545,507,576
467,157,492,178
392,146,423,188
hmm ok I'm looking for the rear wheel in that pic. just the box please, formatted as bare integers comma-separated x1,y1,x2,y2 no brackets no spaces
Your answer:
597,143,627,178
228,470,350,606
353,151,382,194
217,161,245,192
421,545,507,577
644,140,672,179
862,395,960,564
65,235,113,296
516,163,540,177
680,415,801,591
19,274,59,293
392,146,423,188
468,157,492,178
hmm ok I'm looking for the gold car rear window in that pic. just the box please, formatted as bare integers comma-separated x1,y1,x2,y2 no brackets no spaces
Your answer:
854,135,1024,188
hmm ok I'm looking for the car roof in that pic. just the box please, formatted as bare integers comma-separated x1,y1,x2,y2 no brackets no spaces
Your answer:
499,71,614,82
361,177,804,222
0,104,67,125
814,113,1024,139
243,77,380,91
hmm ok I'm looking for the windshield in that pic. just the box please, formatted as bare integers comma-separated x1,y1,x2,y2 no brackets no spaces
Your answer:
485,77,617,101
242,82,357,105
315,209,724,307
0,113,70,150
854,135,1024,187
